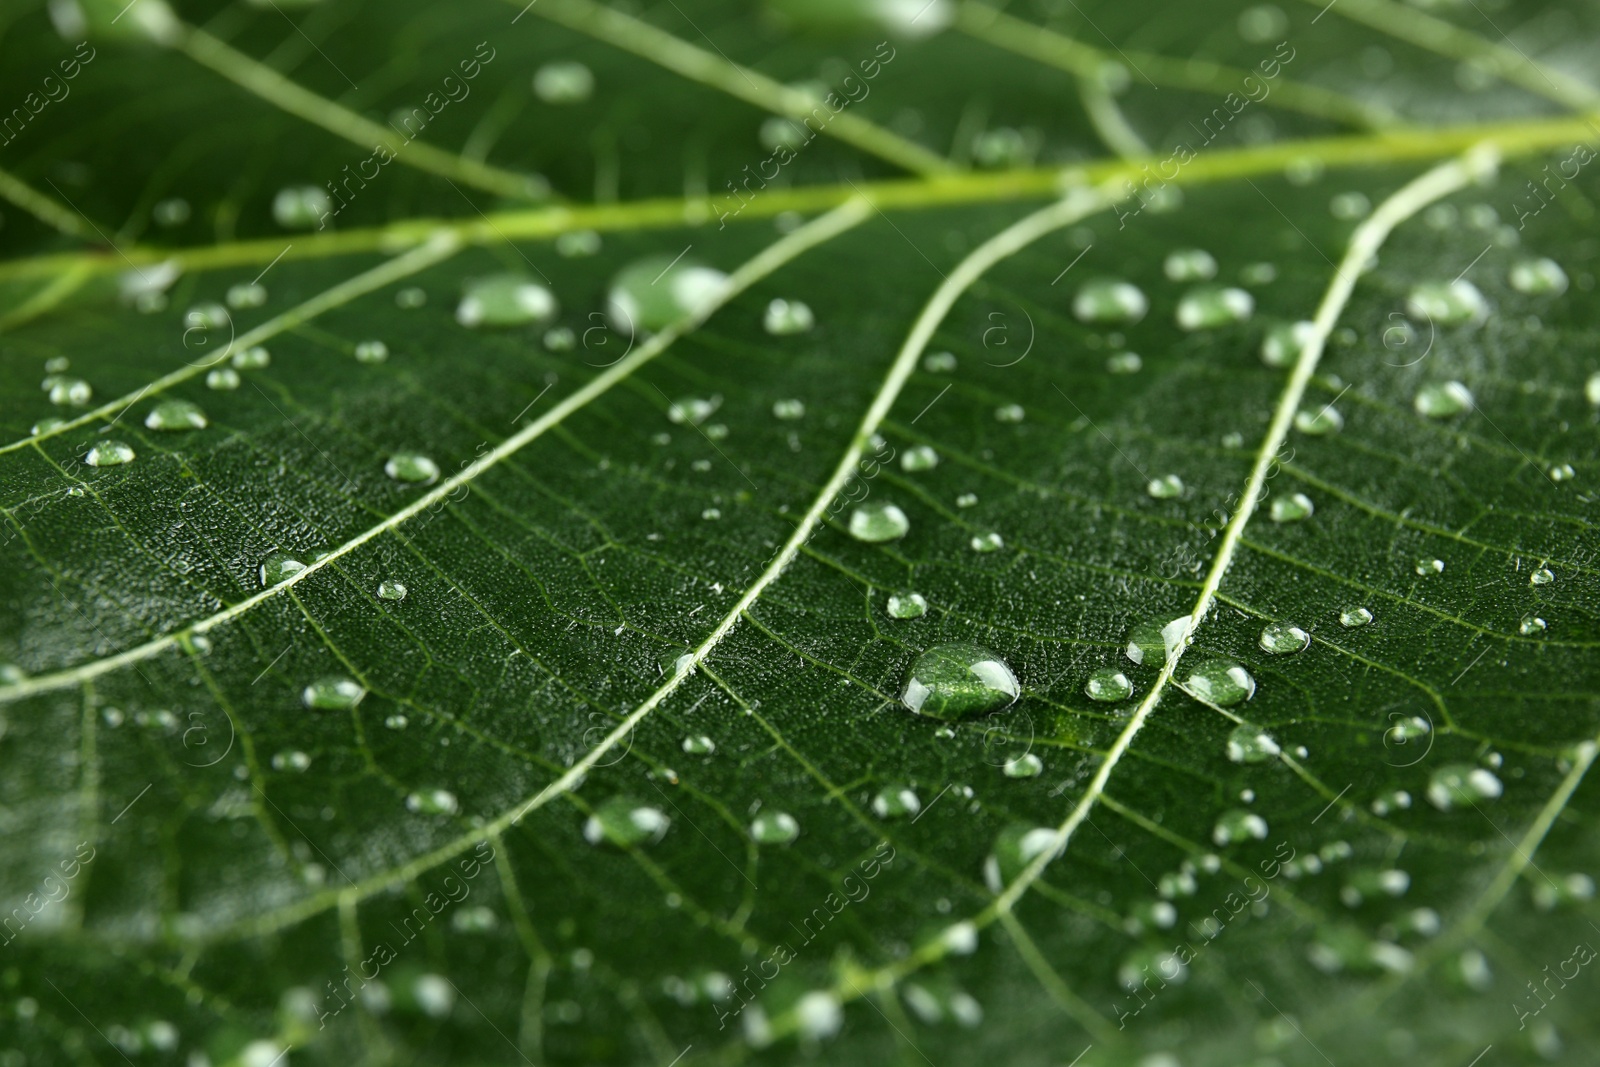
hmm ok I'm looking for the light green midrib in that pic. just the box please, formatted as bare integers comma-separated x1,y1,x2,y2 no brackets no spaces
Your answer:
1,111,1594,286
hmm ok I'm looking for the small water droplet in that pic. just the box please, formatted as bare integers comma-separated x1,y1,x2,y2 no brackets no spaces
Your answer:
1212,809,1269,845
1241,261,1277,285
385,714,409,730
1163,248,1217,282
1261,321,1314,368
750,811,800,844
260,551,305,586
1176,287,1253,331
385,452,440,485
762,298,814,335
406,788,460,816
872,785,921,818
1339,605,1373,628
354,339,389,364
899,445,939,473
772,398,805,420
970,531,1003,553
302,676,365,710
1084,666,1133,703
457,274,558,328
232,346,270,369
396,287,426,308
1530,567,1554,586
1294,405,1343,435
1519,614,1547,635
700,507,721,520
1124,617,1189,665
1226,723,1280,763
1105,351,1142,374
206,368,240,390
1427,764,1502,810
1146,473,1183,499
556,230,601,257
1184,659,1256,706
49,378,93,407
668,396,719,425
271,750,311,772
1413,380,1474,417
31,417,65,434
1586,372,1600,406
1508,257,1567,295
533,60,594,103
1414,557,1444,577
377,580,408,602
85,440,135,467
608,256,729,332
1258,621,1309,654
1329,191,1371,220
1269,492,1314,523
273,186,332,230
1003,753,1043,778
848,502,909,542
144,398,207,431
1547,462,1575,482
887,593,928,619
227,282,267,309
923,351,957,373
955,492,978,508
1406,280,1487,327
584,797,669,847
681,735,716,755
902,642,1020,720
1072,279,1148,325
994,404,1025,423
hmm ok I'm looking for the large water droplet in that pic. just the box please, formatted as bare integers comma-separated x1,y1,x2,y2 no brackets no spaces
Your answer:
233,345,271,369
386,453,440,485
901,642,1020,721
1406,279,1488,327
406,788,460,816
302,676,366,710
49,378,93,406
1176,287,1253,330
1003,753,1043,778
1072,279,1147,324
85,440,135,467
1519,614,1547,635
1183,659,1256,706
1414,557,1444,577
1261,321,1314,368
887,592,928,619
608,256,729,333
377,579,408,602
1211,809,1269,845
354,339,389,364
750,811,799,844
1339,605,1373,628
273,185,331,230
271,750,311,773
1146,474,1183,499
969,531,1004,553
1508,257,1567,295
1294,405,1343,435
1163,248,1217,282
1226,723,1280,763
923,351,957,373
1258,621,1309,654
872,785,921,818
1529,567,1554,586
762,298,814,335
900,445,939,472
681,735,716,755
1413,381,1474,417
584,797,669,846
1123,617,1189,665
772,398,805,420
533,60,594,103
1083,667,1133,703
1105,351,1142,374
983,823,1059,891
260,551,305,586
206,368,241,390
848,502,909,542
1269,492,1314,523
456,274,558,328
1426,764,1502,810
144,398,207,431
228,282,267,309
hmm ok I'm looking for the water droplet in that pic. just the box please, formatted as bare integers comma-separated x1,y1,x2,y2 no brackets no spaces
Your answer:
1269,492,1314,523
1406,280,1487,327
872,786,921,818
902,642,1020,721
584,797,669,847
1146,474,1183,499
1519,614,1547,635
1226,724,1280,763
1003,753,1043,778
385,452,440,485
183,303,230,331
273,186,331,230
1427,764,1502,810
385,714,408,730
1531,872,1596,911
49,377,92,407
794,991,842,1041
1261,321,1314,368
955,492,978,508
1176,287,1254,331
994,404,1025,423
302,676,365,710
887,593,928,619
681,735,716,755
1508,257,1567,295
762,298,814,335
1105,351,1142,374
970,531,1003,553
557,230,601,257
1083,667,1133,703
1118,946,1189,991
1587,372,1600,406
232,345,270,369
354,339,389,364
1339,605,1373,628
271,750,311,772
533,60,594,103
144,398,207,431
984,823,1059,890
31,418,64,434
377,580,408,602
1413,380,1474,417
1329,191,1371,219
1530,567,1554,586
396,286,426,309
771,398,805,420
848,502,909,543
152,197,190,226
1124,616,1189,665
1163,248,1217,282
456,274,558,328
923,351,957,373
1414,557,1444,577
1547,462,1575,482
750,811,800,844
1184,659,1256,706
206,367,241,390
608,256,729,333
406,789,460,816
1294,405,1343,435
85,440,135,467
899,445,939,472
1212,809,1269,845
227,282,267,309
1072,279,1148,324
700,507,721,521
1258,621,1309,654
260,551,305,586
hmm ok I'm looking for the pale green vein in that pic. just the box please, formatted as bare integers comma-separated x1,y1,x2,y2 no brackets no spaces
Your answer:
518,0,954,176
176,24,546,201
0,199,870,707
0,262,95,334
0,165,97,240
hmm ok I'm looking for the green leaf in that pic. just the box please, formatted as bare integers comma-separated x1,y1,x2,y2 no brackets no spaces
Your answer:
2,2,1598,1065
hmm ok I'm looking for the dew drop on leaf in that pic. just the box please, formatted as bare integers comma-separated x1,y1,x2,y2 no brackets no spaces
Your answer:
206,368,240,390
1184,659,1256,706
406,789,459,816
1124,617,1189,665
1414,557,1444,577
584,798,670,847
969,531,1003,552
1146,473,1183,499
772,398,805,420
302,676,366,710
848,502,909,542
1260,320,1314,368
533,60,595,103
1105,351,1142,374
377,580,408,602
1406,279,1487,327
1083,667,1133,702
456,274,558,328
1258,621,1309,654
900,445,939,472
259,551,305,587
1226,723,1280,763
994,404,1024,423
354,339,389,364
1163,248,1217,281
1269,493,1314,523
49,378,92,406
923,351,957,372
1508,257,1567,295
1002,753,1043,778
1519,614,1547,635
1338,605,1374,628
1211,809,1268,845
271,750,311,772
272,186,331,230
227,282,267,309
871,786,920,818
681,735,716,755
1072,279,1148,325
1530,567,1554,586
144,399,207,431
1294,405,1343,435
385,453,440,485
1426,764,1502,810
762,298,814,335
901,642,1020,720
84,440,135,467
1175,286,1253,331
984,824,1059,890
887,592,928,619
232,345,270,369
1413,380,1474,417
608,256,729,332
750,811,799,844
